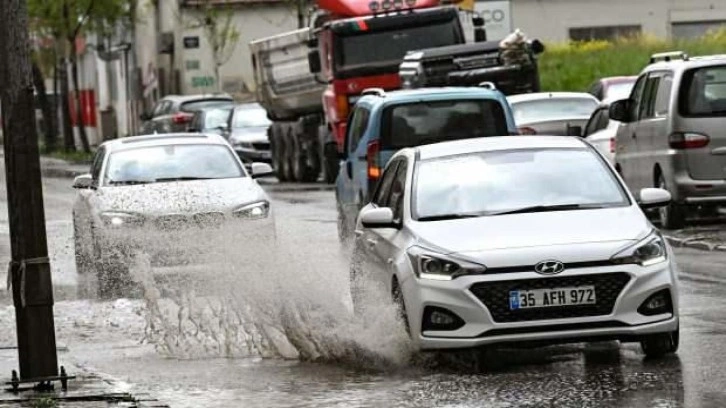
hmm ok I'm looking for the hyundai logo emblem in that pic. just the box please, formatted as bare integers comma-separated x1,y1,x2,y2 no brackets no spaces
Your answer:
534,260,565,275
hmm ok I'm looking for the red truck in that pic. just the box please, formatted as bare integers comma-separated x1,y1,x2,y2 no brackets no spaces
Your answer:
250,0,484,182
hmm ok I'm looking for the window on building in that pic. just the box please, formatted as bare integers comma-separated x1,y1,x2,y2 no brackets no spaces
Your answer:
672,21,726,39
569,25,642,41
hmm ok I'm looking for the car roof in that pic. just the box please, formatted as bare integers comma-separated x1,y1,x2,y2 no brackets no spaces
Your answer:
100,133,229,151
356,87,505,107
645,53,726,73
409,136,588,161
599,76,637,85
507,92,599,104
161,94,233,103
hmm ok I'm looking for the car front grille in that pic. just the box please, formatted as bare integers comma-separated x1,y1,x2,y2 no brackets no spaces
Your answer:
469,272,631,323
153,212,226,230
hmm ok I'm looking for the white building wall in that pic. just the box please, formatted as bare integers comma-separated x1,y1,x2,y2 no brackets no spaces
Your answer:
178,4,298,95
511,0,726,42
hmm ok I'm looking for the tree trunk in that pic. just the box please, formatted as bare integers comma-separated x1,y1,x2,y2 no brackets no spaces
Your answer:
31,61,56,153
297,0,305,28
58,58,74,151
214,64,221,93
52,53,59,145
68,38,90,153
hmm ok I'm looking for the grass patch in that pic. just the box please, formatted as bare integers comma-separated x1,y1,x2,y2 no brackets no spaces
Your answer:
38,143,93,164
539,30,726,92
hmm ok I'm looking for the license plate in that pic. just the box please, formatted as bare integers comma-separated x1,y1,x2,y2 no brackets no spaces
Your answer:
509,286,596,310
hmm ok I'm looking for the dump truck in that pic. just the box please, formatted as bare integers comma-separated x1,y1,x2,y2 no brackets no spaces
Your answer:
250,0,486,183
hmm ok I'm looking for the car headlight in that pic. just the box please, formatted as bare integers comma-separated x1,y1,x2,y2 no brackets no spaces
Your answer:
233,201,270,220
100,211,145,228
406,246,486,281
611,230,667,266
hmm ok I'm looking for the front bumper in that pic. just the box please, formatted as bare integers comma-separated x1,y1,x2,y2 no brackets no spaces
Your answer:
401,260,679,350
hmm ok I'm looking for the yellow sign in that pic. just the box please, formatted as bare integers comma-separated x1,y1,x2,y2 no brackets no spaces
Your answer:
456,0,475,11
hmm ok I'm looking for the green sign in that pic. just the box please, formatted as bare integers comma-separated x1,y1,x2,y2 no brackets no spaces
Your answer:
191,76,215,88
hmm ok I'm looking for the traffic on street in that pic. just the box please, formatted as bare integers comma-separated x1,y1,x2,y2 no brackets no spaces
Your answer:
2,0,726,406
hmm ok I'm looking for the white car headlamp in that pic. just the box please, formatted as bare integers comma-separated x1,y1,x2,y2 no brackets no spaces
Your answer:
407,246,486,280
611,230,668,267
233,201,270,220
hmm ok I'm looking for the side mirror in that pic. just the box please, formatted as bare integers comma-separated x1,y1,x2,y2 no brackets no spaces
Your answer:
308,50,321,74
250,162,274,178
637,188,672,209
73,174,94,189
474,28,487,43
472,15,484,27
609,99,632,123
566,125,583,137
360,207,398,229
530,39,545,55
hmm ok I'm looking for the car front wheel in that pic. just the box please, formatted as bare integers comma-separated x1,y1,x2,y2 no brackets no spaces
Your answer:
658,174,686,230
640,326,679,358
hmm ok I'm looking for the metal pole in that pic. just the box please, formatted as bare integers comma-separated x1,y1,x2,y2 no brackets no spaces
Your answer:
0,0,59,381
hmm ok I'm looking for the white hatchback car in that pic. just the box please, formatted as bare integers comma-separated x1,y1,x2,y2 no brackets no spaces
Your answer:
351,136,680,358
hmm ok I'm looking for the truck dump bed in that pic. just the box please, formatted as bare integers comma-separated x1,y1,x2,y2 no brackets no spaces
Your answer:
250,28,325,120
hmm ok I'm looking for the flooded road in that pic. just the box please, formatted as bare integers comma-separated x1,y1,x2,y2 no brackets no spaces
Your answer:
0,171,724,407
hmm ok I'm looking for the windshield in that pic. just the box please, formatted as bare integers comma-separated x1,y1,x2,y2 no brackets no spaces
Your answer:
511,97,598,124
204,108,232,129
605,82,635,101
679,65,726,117
232,107,271,128
382,100,509,149
104,144,244,185
413,148,628,220
336,19,460,75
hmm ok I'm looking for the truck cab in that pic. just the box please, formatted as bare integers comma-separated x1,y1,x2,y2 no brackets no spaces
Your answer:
335,86,517,243
309,4,475,166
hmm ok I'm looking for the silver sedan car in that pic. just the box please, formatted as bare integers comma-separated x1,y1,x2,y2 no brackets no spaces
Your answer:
72,133,275,297
351,136,679,358
508,92,599,136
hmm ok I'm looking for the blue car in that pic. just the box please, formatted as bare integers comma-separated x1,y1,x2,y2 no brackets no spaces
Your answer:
335,86,517,242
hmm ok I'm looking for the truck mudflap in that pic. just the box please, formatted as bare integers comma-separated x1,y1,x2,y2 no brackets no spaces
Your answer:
447,63,540,95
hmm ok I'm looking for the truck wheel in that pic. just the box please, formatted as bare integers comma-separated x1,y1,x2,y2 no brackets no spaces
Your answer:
270,127,288,181
292,139,318,183
283,129,296,182
322,143,340,184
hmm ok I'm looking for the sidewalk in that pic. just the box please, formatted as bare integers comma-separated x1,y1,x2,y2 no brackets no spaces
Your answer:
0,349,166,407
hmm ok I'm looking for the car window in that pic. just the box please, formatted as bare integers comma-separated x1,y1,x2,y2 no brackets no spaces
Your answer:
413,147,629,220
90,147,106,181
347,107,370,154
628,74,648,120
232,107,271,128
389,160,408,222
639,74,661,120
151,101,167,117
204,108,232,129
678,65,726,117
654,74,673,117
584,109,604,136
104,144,244,185
372,160,400,207
511,97,598,124
597,108,610,129
382,99,508,149
180,99,234,113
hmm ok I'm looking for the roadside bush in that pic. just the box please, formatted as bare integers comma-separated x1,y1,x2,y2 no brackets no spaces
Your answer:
539,29,726,92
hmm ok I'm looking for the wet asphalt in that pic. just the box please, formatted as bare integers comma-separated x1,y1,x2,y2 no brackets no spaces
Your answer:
0,171,724,407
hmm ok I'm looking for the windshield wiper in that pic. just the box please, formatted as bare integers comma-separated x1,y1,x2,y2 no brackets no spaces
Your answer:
108,180,152,185
489,203,605,216
154,176,215,182
418,213,483,222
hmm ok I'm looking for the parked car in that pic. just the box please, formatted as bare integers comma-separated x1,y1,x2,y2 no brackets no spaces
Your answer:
139,94,234,134
508,92,599,136
587,76,637,101
226,103,272,165
610,51,726,229
336,87,517,243
350,136,679,358
187,106,233,137
72,133,275,297
583,100,620,164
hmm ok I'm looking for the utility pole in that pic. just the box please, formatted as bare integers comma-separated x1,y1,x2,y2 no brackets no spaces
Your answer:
0,0,59,382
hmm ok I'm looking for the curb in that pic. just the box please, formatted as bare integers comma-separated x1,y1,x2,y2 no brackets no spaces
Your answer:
664,235,726,253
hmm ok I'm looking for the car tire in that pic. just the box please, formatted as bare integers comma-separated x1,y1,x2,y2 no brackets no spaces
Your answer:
640,326,679,358
95,250,130,299
322,143,340,184
283,130,296,182
392,278,411,336
658,174,686,230
292,139,319,183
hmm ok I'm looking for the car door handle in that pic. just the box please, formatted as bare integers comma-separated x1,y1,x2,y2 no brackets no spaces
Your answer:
632,132,637,139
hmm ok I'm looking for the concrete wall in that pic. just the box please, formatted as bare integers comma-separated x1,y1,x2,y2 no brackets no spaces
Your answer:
178,4,298,95
511,0,726,42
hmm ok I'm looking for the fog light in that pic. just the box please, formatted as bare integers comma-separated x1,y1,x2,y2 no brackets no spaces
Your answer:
422,306,465,332
638,289,673,316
